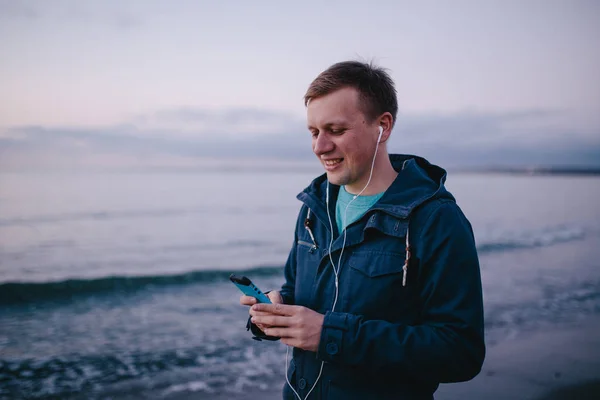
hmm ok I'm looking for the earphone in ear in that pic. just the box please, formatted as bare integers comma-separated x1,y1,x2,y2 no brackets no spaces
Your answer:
377,126,383,143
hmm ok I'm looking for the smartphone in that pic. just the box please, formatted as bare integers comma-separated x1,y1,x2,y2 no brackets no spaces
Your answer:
229,274,272,304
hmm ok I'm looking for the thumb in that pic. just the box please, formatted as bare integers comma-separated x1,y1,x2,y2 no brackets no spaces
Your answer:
267,290,283,304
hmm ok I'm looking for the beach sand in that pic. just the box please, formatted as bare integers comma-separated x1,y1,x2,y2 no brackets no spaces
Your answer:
537,381,600,400
167,316,600,400
435,317,600,400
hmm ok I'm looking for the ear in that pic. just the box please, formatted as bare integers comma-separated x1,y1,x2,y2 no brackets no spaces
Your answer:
377,112,394,143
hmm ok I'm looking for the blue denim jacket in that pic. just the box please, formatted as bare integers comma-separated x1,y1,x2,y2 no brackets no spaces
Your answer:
258,154,485,399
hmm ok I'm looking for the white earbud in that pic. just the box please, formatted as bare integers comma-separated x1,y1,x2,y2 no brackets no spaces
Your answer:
377,126,383,143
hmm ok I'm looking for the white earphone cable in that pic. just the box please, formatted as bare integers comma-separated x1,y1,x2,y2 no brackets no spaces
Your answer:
286,127,382,400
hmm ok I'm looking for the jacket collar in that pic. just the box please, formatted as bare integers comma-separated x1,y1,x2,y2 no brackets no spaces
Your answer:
297,154,452,233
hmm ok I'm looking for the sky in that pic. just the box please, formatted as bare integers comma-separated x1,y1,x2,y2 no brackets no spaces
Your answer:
1,0,599,170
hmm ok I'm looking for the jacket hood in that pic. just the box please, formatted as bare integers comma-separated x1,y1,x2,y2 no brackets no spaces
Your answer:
297,154,454,221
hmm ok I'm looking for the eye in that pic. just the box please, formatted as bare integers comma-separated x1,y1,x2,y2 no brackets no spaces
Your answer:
330,128,346,135
310,129,319,138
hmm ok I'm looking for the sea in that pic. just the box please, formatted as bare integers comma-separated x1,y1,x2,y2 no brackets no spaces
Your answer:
1,167,599,399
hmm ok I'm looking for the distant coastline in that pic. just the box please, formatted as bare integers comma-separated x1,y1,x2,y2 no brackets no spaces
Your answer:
452,166,600,176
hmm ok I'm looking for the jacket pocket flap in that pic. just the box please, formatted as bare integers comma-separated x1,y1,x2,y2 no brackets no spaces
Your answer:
348,251,405,278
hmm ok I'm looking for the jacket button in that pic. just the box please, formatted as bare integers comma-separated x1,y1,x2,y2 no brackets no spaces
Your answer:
298,378,307,389
326,342,338,355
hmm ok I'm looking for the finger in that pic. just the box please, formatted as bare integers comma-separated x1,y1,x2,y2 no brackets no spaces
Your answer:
251,315,291,328
252,303,296,316
262,327,295,338
281,337,297,347
249,309,282,318
240,295,257,306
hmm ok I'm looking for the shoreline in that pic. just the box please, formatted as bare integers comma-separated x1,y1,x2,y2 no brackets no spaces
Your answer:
448,166,600,176
163,316,600,400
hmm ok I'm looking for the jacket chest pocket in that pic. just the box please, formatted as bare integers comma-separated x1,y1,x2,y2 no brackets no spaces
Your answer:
340,251,412,318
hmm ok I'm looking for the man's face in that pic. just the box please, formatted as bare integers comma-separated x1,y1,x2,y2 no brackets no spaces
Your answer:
306,87,380,192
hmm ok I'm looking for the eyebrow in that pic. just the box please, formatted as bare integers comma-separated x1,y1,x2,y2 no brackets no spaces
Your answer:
307,120,348,129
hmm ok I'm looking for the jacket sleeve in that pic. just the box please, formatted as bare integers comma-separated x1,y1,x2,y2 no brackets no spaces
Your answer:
316,202,486,383
279,234,298,306
279,205,306,305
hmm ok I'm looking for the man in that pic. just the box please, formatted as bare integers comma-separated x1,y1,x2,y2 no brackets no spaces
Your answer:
241,61,485,399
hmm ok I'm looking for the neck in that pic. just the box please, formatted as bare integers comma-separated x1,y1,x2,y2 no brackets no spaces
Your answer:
345,150,398,196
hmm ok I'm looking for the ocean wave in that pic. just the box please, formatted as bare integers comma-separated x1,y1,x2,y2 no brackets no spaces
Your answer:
476,225,585,254
0,206,278,227
0,344,261,399
1,225,589,306
0,266,283,306
485,281,600,344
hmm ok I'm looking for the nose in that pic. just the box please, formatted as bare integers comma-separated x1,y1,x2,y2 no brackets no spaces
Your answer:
313,133,334,156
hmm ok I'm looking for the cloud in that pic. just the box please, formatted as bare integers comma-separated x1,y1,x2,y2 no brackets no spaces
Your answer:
131,107,305,138
1,107,598,171
393,109,600,167
397,109,589,146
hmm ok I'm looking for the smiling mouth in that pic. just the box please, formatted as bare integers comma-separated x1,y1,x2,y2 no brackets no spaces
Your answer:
324,158,343,167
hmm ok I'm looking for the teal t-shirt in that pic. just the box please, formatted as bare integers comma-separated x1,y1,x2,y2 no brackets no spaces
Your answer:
336,186,385,234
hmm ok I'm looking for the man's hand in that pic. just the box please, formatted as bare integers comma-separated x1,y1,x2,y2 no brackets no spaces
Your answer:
240,291,283,331
250,303,324,352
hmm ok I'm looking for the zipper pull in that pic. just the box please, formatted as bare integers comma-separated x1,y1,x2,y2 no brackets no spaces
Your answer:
304,210,319,250
403,243,411,287
306,227,317,248
403,227,411,287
